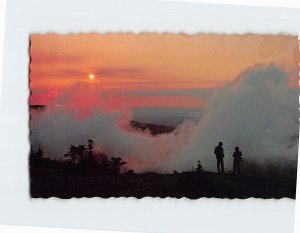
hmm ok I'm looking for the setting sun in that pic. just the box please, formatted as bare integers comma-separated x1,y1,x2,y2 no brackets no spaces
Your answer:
89,73,95,80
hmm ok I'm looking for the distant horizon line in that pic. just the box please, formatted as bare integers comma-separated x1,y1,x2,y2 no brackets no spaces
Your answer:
29,104,204,110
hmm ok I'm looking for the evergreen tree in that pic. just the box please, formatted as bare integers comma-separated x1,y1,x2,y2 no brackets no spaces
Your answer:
64,145,86,163
30,144,45,168
109,157,127,174
87,139,94,160
35,145,44,159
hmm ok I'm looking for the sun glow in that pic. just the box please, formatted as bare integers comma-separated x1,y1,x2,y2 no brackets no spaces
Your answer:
89,73,95,80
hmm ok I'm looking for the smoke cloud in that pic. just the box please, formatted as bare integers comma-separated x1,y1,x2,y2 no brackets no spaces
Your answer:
30,64,299,173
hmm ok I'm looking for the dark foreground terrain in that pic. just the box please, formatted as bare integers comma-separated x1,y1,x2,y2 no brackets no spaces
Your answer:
30,170,296,199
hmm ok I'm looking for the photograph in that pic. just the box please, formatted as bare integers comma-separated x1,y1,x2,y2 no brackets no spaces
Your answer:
29,33,299,199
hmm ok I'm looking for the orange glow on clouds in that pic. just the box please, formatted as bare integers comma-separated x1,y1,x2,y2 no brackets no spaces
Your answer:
30,34,299,109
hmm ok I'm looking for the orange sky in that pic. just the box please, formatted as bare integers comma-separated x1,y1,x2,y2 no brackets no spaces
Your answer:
30,33,299,109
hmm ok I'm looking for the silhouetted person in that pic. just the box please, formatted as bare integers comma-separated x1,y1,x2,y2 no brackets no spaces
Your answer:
233,147,243,176
214,142,224,173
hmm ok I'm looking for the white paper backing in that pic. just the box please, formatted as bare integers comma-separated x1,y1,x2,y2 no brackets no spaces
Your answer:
0,0,299,233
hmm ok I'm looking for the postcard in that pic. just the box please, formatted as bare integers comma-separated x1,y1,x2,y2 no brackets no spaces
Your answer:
29,33,299,199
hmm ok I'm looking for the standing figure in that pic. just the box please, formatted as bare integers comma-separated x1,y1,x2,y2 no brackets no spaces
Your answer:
214,142,225,173
233,147,243,176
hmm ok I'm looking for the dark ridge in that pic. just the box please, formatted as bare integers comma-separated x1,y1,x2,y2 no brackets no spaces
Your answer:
130,120,175,136
30,170,296,199
30,105,47,111
29,143,297,199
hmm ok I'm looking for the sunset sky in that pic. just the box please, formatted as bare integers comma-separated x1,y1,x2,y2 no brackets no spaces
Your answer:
30,34,299,110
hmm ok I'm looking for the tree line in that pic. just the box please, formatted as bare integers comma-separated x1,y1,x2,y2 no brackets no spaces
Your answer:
30,139,130,175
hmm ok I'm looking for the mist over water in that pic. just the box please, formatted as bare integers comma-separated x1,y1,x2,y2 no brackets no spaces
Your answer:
30,64,299,173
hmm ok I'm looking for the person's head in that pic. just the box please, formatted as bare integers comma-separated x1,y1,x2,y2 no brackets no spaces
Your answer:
235,147,239,151
218,142,223,146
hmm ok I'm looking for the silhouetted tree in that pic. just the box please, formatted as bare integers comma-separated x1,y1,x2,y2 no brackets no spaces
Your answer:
30,145,44,161
64,145,86,163
35,145,44,159
109,157,127,174
86,139,94,162
30,145,45,169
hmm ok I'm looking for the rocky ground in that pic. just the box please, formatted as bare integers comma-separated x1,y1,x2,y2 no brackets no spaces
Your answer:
30,170,296,199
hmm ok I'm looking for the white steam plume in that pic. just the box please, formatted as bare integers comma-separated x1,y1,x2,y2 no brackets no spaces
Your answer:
171,64,298,172
30,64,299,173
